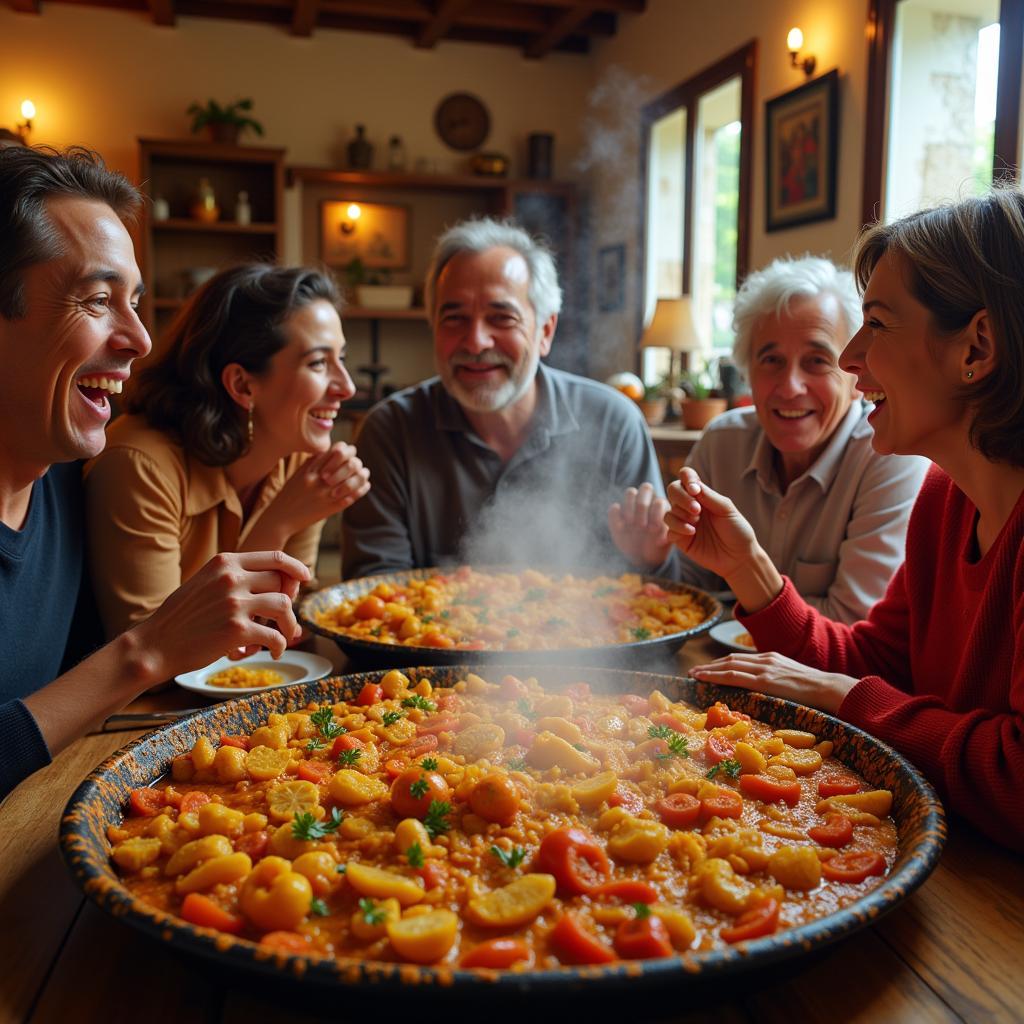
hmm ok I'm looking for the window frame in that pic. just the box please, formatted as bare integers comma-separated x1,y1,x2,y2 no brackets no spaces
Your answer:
636,40,757,353
861,0,1024,226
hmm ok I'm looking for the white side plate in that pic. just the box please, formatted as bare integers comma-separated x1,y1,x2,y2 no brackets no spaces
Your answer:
708,620,758,653
175,651,334,698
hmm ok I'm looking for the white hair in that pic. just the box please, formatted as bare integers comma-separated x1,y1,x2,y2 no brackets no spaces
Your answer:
732,256,861,375
424,216,563,325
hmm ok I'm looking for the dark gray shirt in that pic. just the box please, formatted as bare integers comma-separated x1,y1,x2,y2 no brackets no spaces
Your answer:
342,364,667,578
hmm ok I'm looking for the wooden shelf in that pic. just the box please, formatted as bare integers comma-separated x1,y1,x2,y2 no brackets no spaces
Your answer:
288,167,513,192
343,306,427,321
153,218,278,234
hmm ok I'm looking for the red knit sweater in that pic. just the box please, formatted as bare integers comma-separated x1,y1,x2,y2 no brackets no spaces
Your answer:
739,465,1024,851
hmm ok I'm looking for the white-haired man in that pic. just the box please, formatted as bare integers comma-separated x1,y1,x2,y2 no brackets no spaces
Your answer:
343,217,669,577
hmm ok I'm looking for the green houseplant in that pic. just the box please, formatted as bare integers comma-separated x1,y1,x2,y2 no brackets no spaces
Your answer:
186,98,264,144
679,364,727,430
639,378,670,426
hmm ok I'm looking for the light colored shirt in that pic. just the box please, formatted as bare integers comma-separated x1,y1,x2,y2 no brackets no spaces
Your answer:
83,415,322,638
342,363,668,578
677,402,929,623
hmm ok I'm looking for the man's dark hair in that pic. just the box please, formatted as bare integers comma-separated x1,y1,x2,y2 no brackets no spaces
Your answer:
0,146,141,320
125,263,342,466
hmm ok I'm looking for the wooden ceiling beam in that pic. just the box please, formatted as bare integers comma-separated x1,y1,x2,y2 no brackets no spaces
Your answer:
291,0,319,35
146,0,175,26
10,0,41,12
504,0,643,11
525,1,596,58
416,0,472,48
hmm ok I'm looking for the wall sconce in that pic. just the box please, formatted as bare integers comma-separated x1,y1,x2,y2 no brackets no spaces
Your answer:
17,99,36,143
786,28,816,78
340,202,361,236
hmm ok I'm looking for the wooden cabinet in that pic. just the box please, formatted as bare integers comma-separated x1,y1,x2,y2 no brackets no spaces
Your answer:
137,138,285,344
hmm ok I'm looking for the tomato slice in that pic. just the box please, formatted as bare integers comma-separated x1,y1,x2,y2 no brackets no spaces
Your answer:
591,879,659,904
808,813,854,848
234,830,269,861
614,913,673,960
416,715,462,736
607,787,645,815
655,792,701,830
536,826,611,895
460,937,532,969
296,759,333,785
739,773,801,807
416,860,447,890
180,892,244,934
720,898,781,943
822,850,887,884
331,734,366,758
129,787,167,817
382,757,409,779
402,734,439,760
699,789,744,823
549,913,616,965
705,734,735,765
219,734,249,751
704,701,751,729
356,683,383,706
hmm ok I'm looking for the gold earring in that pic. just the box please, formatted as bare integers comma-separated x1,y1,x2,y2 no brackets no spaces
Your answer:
247,402,254,443
965,370,974,380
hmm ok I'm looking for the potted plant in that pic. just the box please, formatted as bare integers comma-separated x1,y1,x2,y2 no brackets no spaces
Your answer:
344,258,413,310
679,365,727,430
186,98,264,145
639,380,669,426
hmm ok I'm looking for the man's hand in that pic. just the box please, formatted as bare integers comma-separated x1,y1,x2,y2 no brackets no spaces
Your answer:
608,482,672,569
133,550,311,681
690,651,859,716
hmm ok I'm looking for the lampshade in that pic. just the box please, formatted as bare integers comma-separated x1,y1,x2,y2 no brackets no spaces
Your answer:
639,296,702,353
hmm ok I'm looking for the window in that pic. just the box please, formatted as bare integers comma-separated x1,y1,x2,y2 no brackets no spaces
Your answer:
863,0,1023,224
640,41,755,385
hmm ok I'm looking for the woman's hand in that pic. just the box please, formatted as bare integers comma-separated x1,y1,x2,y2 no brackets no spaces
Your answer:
665,468,783,612
132,550,311,680
690,652,859,716
608,483,672,569
253,443,371,545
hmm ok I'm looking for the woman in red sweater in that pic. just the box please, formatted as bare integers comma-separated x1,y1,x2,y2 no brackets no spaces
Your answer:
666,188,1024,851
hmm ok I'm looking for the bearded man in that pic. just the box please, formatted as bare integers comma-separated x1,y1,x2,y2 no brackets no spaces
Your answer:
342,217,669,577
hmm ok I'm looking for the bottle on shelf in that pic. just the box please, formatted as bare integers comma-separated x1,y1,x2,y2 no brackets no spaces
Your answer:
152,195,170,221
234,190,251,225
190,177,220,223
347,125,373,170
387,135,407,171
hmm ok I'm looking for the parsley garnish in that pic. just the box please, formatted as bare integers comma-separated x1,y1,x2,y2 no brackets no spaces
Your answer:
310,707,346,741
631,626,652,641
358,898,386,925
291,807,344,841
420,757,439,770
402,695,437,713
369,625,383,636
421,614,434,623
490,845,527,869
659,733,689,759
337,748,362,767
423,799,452,839
335,863,347,874
707,758,742,780
648,724,675,741
633,902,652,919
572,743,588,752
440,610,451,619
506,756,527,772
382,710,405,726
409,776,430,799
516,698,535,719
306,737,325,753
310,897,330,917
406,842,425,868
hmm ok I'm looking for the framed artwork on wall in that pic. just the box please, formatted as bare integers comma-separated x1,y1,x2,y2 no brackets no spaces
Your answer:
320,200,409,268
765,69,839,232
597,243,626,312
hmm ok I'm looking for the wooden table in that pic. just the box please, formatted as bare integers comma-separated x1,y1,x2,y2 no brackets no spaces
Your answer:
2,637,1021,1023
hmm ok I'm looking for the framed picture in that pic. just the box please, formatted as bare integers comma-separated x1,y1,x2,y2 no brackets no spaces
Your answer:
320,200,409,268
597,243,625,312
765,69,839,232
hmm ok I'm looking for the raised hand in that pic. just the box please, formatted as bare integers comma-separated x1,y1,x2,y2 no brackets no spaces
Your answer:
608,482,672,569
690,651,859,716
133,550,311,679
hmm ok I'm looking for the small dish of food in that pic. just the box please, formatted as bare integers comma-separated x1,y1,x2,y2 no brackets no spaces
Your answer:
709,620,758,653
175,651,333,698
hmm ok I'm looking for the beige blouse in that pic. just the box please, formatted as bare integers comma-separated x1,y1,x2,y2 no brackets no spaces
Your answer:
83,415,322,639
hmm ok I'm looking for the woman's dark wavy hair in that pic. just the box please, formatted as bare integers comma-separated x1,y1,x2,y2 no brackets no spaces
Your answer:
854,184,1024,467
125,263,341,466
0,145,140,320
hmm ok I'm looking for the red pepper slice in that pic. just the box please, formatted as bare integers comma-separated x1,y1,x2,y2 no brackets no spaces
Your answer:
535,826,611,895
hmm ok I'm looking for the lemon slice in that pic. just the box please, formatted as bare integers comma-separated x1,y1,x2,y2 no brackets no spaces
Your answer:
267,780,321,822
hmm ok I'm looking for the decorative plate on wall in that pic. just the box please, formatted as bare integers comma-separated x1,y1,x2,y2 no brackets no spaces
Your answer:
434,92,490,151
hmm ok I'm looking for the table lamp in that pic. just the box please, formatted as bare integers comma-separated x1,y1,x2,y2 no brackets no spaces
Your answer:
639,296,702,385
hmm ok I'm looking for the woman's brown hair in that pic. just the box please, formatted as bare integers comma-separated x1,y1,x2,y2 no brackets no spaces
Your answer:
853,186,1024,466
125,263,341,465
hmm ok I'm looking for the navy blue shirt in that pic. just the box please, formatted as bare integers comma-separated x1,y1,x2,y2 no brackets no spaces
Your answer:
1,462,101,797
